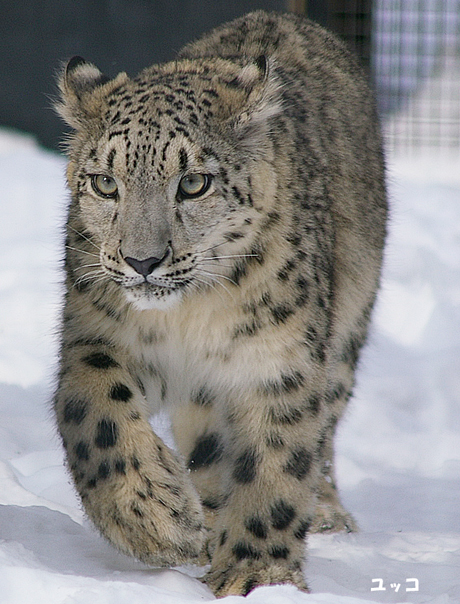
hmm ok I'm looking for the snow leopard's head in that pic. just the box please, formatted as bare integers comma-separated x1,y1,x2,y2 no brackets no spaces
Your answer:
57,55,282,310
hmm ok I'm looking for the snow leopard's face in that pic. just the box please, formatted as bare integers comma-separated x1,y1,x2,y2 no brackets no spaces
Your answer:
59,57,281,309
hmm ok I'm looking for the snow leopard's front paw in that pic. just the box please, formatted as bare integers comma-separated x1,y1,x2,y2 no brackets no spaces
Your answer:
311,501,358,533
74,423,205,566
205,558,308,597
311,477,358,533
197,507,219,565
203,514,309,597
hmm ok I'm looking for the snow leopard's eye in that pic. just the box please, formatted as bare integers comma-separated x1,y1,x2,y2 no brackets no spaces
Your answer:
91,174,118,199
178,173,212,200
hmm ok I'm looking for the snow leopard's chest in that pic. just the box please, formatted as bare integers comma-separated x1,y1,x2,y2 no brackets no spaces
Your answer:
124,287,309,412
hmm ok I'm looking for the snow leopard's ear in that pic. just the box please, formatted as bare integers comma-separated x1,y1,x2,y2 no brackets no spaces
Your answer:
229,55,283,143
56,56,128,130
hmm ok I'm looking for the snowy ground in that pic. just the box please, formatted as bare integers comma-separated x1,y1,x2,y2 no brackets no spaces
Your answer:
0,128,459,604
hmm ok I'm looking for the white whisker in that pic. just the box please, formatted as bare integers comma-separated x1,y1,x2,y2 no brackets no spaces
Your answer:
197,269,237,297
197,240,234,255
73,268,108,289
74,262,101,270
74,271,103,284
66,245,99,259
81,276,109,289
192,274,227,303
207,271,238,288
67,224,101,251
195,260,234,270
201,254,259,261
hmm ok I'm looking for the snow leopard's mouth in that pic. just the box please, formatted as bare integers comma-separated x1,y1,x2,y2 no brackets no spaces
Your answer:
105,247,237,310
122,280,187,311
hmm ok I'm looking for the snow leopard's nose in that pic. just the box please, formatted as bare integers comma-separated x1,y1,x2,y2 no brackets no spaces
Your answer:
124,252,168,276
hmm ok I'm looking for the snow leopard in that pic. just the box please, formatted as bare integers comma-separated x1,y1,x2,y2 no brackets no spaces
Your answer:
54,10,387,597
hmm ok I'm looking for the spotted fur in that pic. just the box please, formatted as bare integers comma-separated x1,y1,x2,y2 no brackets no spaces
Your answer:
54,11,387,597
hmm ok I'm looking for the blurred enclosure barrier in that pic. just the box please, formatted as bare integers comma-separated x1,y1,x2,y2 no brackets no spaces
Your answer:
305,0,460,155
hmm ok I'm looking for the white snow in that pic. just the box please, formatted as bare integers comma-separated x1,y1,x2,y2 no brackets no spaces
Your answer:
0,128,459,603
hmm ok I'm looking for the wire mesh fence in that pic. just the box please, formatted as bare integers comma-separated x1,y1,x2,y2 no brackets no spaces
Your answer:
372,0,460,155
303,0,460,156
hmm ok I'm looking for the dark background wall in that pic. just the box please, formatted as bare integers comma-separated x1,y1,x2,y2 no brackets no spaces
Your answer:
0,1,372,151
0,1,285,150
